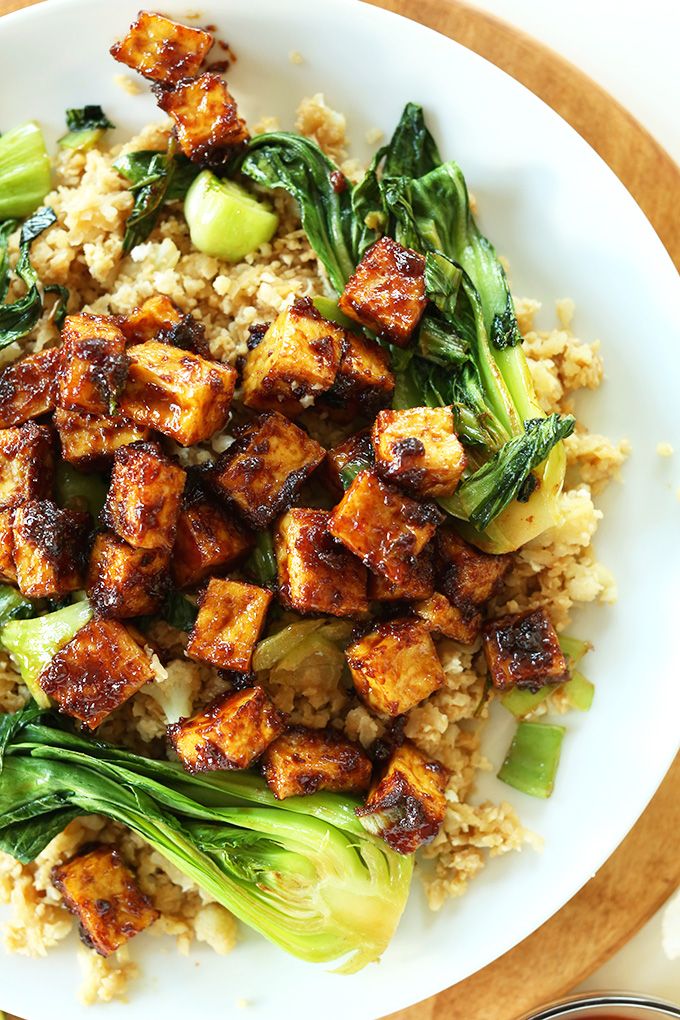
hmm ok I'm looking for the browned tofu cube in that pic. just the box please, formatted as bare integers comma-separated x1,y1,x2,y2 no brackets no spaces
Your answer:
329,469,441,587
87,532,169,618
321,330,395,418
324,430,374,495
120,341,235,446
172,496,252,589
436,526,511,609
413,592,481,644
372,406,466,498
338,237,427,347
110,11,213,84
0,422,53,510
0,509,16,582
187,578,272,671
157,73,249,163
119,295,209,357
39,618,155,727
210,411,325,529
103,441,186,551
345,617,445,717
262,726,372,800
0,347,59,428
54,407,150,470
367,551,434,602
275,508,368,618
52,846,159,956
242,299,344,417
12,500,89,598
482,608,569,692
356,740,449,853
168,686,285,772
57,314,128,416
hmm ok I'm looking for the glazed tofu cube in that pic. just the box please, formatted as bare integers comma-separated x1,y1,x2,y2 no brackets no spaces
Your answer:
211,411,325,529
321,330,395,418
324,430,374,495
54,408,150,470
367,551,434,602
372,406,466,497
119,295,209,357
413,592,481,644
39,618,155,728
172,496,252,589
436,526,511,609
345,617,445,717
338,237,427,347
356,740,449,853
103,441,186,551
329,470,441,587
482,608,569,692
187,578,272,671
168,686,285,772
51,846,159,956
262,726,372,800
0,422,54,510
87,532,169,618
242,299,344,417
157,73,249,163
57,314,128,416
12,500,89,598
110,11,213,84
120,341,236,446
0,509,16,582
0,347,59,428
275,508,368,618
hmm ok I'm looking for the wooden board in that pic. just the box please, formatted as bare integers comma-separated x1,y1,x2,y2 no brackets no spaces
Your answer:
0,2,678,1019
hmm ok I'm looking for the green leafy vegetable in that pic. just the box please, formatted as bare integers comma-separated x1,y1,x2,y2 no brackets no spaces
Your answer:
160,591,198,631
59,105,115,152
55,462,107,518
0,122,51,220
245,530,277,587
562,671,595,712
184,170,278,261
0,714,413,972
311,295,357,330
501,633,594,718
114,143,201,252
0,206,57,349
0,585,37,627
559,634,592,669
498,721,565,798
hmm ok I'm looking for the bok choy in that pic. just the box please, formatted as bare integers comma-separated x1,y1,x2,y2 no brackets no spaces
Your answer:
0,206,64,349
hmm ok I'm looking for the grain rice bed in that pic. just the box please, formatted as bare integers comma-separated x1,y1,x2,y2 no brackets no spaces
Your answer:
0,94,628,1003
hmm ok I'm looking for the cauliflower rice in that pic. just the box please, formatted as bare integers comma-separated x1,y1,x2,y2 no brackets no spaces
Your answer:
0,94,628,1002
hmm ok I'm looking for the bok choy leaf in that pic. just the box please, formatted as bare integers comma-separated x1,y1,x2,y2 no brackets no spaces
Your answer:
0,206,58,349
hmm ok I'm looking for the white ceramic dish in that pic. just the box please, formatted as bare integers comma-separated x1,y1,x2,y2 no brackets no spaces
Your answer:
0,1,679,1017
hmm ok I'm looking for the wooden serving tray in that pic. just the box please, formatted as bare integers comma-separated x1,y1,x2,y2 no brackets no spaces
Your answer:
0,2,678,1019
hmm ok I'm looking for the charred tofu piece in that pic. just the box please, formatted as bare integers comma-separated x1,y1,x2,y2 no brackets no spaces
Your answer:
57,314,128,416
356,740,449,854
482,608,569,692
372,406,466,498
0,422,54,510
436,526,511,611
52,847,158,956
241,299,344,417
12,500,89,598
187,578,272,671
367,551,434,602
324,430,374,495
119,295,209,356
39,618,155,728
54,408,150,471
0,347,59,428
157,73,249,163
87,532,169,618
168,686,285,772
338,237,427,347
328,469,441,587
0,509,16,582
275,508,368,618
172,496,252,589
345,617,445,717
413,592,481,644
120,341,235,446
211,411,325,529
262,726,372,800
103,441,186,551
321,330,395,418
110,11,213,84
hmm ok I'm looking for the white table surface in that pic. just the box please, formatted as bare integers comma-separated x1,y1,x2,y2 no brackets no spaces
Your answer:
470,0,680,1005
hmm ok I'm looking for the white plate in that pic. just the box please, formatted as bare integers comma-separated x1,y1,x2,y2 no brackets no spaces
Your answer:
1,1,679,1017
